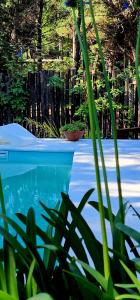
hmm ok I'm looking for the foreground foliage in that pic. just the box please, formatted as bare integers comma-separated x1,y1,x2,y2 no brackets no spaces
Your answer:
0,186,140,299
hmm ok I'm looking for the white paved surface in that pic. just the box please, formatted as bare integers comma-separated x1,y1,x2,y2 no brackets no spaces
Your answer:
0,129,140,244
67,139,140,243
67,139,140,206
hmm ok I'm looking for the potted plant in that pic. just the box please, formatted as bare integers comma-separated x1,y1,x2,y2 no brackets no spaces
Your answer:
60,120,85,141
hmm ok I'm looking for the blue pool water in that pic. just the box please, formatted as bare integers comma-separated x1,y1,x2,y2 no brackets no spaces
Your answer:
0,150,73,231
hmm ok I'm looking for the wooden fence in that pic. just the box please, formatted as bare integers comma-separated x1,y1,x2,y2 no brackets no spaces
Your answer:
0,69,139,138
26,69,82,133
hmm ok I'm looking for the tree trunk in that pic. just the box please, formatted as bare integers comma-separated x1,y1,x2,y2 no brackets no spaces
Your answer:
72,3,81,73
37,0,43,71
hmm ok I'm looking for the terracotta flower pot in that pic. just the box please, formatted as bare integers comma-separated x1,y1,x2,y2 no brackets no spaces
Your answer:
64,130,85,141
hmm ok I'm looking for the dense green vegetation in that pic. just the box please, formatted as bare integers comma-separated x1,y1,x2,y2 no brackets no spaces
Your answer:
0,0,138,70
0,0,139,129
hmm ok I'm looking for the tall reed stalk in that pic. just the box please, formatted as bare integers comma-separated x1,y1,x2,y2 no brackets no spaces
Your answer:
87,0,125,260
88,0,124,225
0,177,8,231
72,1,110,279
73,9,114,236
69,0,126,277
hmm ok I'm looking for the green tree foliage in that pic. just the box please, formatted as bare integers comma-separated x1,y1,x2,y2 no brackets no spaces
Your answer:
100,0,139,65
0,59,29,122
0,0,139,70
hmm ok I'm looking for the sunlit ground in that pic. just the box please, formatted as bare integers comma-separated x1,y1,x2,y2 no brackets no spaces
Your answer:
68,139,140,248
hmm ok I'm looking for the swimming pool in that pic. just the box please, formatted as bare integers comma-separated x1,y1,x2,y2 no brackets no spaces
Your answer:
0,149,73,228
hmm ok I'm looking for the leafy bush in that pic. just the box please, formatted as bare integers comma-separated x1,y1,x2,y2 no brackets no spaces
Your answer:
0,59,28,122
47,75,64,89
25,118,60,138
60,120,85,132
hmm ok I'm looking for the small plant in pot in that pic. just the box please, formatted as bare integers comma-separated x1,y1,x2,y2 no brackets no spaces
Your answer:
60,120,85,141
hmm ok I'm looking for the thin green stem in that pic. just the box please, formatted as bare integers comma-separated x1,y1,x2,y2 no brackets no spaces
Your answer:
73,1,110,279
88,0,124,229
73,8,114,234
136,16,140,103
0,176,8,231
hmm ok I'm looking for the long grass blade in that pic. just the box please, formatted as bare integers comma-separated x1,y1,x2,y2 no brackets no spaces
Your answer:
61,192,104,273
4,240,19,300
0,216,54,294
120,260,140,293
63,190,94,253
27,208,36,246
0,177,8,230
41,210,90,264
89,201,139,258
26,259,37,298
77,259,108,291
0,261,7,292
16,213,71,262
116,223,140,244
115,295,140,300
0,291,17,300
43,201,61,271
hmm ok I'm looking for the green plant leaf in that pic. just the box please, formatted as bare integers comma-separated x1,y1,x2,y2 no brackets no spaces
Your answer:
64,189,94,253
115,283,136,289
76,260,108,291
75,260,118,297
26,259,37,298
0,261,7,292
0,177,7,230
61,192,104,273
107,275,115,298
89,201,114,221
27,208,36,246
0,224,29,264
41,208,89,264
16,212,70,269
115,295,140,299
43,201,61,271
89,201,139,258
65,268,102,299
0,217,53,293
16,213,52,245
4,240,19,300
120,260,140,293
27,293,54,300
121,261,140,293
16,213,62,279
116,223,140,244
0,291,17,300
